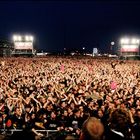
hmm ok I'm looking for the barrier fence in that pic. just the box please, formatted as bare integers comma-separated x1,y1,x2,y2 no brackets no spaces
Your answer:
0,129,58,137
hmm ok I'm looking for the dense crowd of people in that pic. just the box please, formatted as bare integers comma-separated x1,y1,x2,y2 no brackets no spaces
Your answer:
0,56,140,140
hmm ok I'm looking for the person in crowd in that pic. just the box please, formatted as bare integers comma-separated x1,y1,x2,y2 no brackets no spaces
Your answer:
106,108,134,140
133,109,140,140
0,56,139,140
79,117,104,140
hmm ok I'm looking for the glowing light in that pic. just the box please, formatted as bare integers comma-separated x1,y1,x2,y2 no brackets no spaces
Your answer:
136,39,139,44
13,35,34,42
29,36,33,41
13,35,18,41
124,38,129,44
25,36,33,41
111,42,115,45
120,38,129,44
17,36,22,41
120,39,124,44
121,37,140,45
25,36,30,41
13,35,22,41
131,38,139,44
131,38,136,44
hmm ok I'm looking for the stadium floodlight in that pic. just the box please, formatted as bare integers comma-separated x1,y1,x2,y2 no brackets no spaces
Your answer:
131,38,140,44
25,35,33,41
124,38,129,44
25,36,30,41
131,38,136,44
120,38,129,44
13,35,18,41
120,39,124,44
136,39,139,44
29,36,33,41
17,36,22,41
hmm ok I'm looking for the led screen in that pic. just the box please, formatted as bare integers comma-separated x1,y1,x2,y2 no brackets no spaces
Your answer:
14,42,33,50
120,44,139,52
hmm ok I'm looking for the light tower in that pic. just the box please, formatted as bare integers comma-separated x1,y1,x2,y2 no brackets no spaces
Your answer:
119,37,140,59
12,34,34,56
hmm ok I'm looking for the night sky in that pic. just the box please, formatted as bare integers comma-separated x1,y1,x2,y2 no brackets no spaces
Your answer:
0,0,140,53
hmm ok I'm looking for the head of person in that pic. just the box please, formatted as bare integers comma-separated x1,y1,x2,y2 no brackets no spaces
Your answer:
97,109,104,119
25,105,31,113
108,108,132,135
136,109,140,119
63,110,68,117
73,109,81,118
79,106,84,112
79,117,104,140
31,113,36,120
61,101,67,108
50,111,57,119
15,107,22,117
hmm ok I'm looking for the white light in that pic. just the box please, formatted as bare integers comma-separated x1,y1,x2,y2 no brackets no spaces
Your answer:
131,38,136,44
136,39,139,44
25,36,33,41
13,35,22,41
120,39,124,44
29,36,33,41
13,35,34,42
120,38,129,44
131,38,139,44
17,36,22,41
25,36,30,41
111,42,115,45
13,35,18,41
124,38,129,44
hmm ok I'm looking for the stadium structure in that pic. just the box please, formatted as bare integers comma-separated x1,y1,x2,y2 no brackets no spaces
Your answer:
12,35,36,57
119,37,140,60
0,39,14,57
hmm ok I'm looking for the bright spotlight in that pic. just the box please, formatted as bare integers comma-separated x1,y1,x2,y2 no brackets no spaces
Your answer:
13,34,34,42
131,38,136,44
131,38,139,44
111,42,115,45
25,36,30,41
13,35,18,41
120,38,129,44
17,36,22,41
124,38,129,44
25,36,33,41
136,39,139,44
120,39,124,44
29,36,33,41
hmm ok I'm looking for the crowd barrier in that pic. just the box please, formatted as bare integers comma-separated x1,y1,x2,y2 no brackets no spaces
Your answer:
0,129,58,137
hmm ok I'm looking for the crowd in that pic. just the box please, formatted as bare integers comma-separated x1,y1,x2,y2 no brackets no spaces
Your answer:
0,56,140,140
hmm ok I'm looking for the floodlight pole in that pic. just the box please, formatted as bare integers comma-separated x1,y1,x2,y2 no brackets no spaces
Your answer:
110,42,115,55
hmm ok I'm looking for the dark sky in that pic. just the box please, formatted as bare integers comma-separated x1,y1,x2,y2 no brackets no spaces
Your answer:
0,0,140,53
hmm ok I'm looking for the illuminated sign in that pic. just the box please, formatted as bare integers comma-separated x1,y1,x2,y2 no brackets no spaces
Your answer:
120,44,139,52
14,42,33,50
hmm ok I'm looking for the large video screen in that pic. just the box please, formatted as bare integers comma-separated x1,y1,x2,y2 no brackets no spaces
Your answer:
14,42,33,50
120,44,139,52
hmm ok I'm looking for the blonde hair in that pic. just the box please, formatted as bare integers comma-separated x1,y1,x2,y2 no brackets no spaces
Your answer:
80,117,104,140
